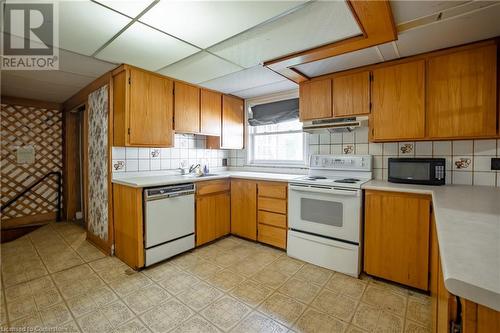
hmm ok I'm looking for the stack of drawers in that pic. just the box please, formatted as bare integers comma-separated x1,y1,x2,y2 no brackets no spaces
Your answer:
257,181,287,249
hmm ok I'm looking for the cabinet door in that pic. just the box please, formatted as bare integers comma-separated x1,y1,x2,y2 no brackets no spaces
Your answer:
174,81,200,133
427,45,497,138
215,192,230,238
364,190,431,290
371,60,425,140
200,89,222,136
299,78,332,121
333,71,370,117
230,179,257,240
195,195,217,246
129,68,174,146
221,95,244,149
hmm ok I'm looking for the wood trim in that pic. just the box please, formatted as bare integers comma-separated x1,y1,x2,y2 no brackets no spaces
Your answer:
107,79,114,253
86,231,112,256
265,0,397,83
62,111,81,221
1,212,56,229
1,96,61,110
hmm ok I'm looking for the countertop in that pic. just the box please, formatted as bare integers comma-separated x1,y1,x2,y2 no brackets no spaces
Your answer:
111,171,301,188
363,180,500,311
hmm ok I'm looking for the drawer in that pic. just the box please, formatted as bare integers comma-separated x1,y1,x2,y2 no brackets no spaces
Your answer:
196,179,230,195
258,210,286,228
258,182,287,199
258,197,287,214
258,224,286,249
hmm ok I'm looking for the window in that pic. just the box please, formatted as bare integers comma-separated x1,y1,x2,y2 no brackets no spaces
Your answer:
248,119,307,166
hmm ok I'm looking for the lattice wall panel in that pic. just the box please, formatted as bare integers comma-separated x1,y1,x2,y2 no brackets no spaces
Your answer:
1,103,62,221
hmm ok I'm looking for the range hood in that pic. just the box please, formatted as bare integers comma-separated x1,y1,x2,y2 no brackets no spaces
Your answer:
302,116,368,133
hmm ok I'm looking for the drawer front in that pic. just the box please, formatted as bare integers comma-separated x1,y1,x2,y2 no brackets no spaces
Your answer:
258,182,287,199
258,210,286,228
258,224,286,249
258,197,287,214
196,179,230,195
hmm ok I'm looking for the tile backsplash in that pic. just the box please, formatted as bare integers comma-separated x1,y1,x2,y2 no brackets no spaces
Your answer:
309,127,500,187
112,134,231,173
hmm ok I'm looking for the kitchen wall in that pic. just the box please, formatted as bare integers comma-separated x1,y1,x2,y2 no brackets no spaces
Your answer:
308,127,500,187
112,134,231,173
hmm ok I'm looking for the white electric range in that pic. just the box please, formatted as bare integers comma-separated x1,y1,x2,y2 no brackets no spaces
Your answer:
287,154,372,277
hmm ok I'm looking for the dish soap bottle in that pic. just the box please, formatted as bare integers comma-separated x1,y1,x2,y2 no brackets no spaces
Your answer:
203,164,209,175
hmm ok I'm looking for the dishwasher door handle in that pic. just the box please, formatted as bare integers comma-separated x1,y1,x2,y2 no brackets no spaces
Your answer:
146,190,195,201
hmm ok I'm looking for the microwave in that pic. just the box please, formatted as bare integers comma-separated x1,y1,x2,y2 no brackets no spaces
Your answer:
388,158,446,185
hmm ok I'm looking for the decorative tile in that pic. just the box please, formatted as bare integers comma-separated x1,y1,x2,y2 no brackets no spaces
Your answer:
66,286,118,317
294,308,347,333
258,293,306,327
108,273,153,297
278,278,321,304
232,312,287,333
325,273,367,300
343,144,355,155
271,257,304,276
39,302,73,327
186,260,223,279
399,142,414,156
115,318,152,333
112,160,125,171
122,284,171,315
293,263,333,286
361,285,407,317
406,296,431,328
177,282,223,311
205,269,246,291
453,156,472,170
170,315,220,333
311,289,358,322
142,263,180,282
7,297,37,321
404,319,431,333
201,296,250,331
157,270,201,295
140,299,193,333
252,268,290,289
352,302,404,332
229,280,273,307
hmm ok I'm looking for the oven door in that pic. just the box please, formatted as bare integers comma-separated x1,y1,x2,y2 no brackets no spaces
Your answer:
288,183,361,244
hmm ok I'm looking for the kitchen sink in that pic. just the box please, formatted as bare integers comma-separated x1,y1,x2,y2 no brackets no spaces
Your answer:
182,173,219,178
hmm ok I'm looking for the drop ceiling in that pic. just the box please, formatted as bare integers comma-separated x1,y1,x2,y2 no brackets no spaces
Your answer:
2,0,499,103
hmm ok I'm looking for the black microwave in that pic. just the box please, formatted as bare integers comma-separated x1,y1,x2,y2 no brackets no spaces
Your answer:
388,158,446,185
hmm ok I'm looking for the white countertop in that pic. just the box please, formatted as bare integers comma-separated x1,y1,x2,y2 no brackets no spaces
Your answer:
363,180,500,311
112,171,300,188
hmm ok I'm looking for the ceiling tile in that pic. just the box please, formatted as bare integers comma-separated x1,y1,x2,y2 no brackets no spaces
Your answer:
376,42,400,61
157,52,242,84
390,1,468,24
59,0,131,55
396,3,500,57
95,22,199,71
59,49,117,77
231,80,298,99
208,1,361,68
199,65,286,94
295,47,383,78
140,1,305,49
94,0,154,18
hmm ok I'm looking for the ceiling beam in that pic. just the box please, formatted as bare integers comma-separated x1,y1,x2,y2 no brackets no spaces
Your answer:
264,0,397,83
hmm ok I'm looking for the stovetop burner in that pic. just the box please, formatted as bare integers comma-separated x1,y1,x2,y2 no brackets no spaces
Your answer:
334,178,360,184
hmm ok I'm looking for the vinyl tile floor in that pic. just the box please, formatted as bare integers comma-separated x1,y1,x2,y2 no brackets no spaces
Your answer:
1,222,432,332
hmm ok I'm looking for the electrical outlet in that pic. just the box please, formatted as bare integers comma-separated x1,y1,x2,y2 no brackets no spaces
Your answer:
491,158,500,170
222,158,228,167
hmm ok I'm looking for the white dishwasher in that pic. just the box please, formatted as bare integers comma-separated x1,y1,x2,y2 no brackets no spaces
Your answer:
144,183,195,266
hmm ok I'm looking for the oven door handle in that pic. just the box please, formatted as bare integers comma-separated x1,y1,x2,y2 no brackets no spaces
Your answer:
289,184,359,196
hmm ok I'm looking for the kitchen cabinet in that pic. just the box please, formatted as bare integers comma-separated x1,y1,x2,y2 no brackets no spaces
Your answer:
195,180,230,246
113,65,174,147
427,45,497,138
371,60,426,141
257,181,287,249
230,179,257,240
332,71,371,117
462,299,500,333
364,190,431,290
174,81,200,134
299,78,332,121
207,95,244,149
200,89,222,136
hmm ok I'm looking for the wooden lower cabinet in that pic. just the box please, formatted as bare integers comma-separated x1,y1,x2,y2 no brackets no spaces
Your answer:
230,179,257,240
257,181,287,249
364,190,431,290
195,180,230,246
462,299,500,333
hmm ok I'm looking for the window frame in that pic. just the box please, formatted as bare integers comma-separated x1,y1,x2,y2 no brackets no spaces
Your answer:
245,90,308,168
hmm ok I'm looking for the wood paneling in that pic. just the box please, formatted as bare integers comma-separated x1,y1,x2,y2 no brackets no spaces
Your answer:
200,89,222,136
258,224,286,249
258,197,287,215
333,71,371,117
364,190,431,290
230,179,257,240
129,68,174,146
258,210,286,229
299,78,332,121
427,45,497,138
221,95,244,149
257,181,287,199
112,184,144,269
174,81,200,134
371,60,426,141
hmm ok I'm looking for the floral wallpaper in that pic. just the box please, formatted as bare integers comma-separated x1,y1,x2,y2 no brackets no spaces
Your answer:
87,85,109,240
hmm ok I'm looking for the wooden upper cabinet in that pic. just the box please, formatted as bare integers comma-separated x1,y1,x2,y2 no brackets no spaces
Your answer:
299,78,332,121
174,81,200,134
231,179,257,240
333,71,371,117
371,60,426,141
200,89,222,136
113,66,174,147
364,190,431,290
221,95,244,149
427,45,497,138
